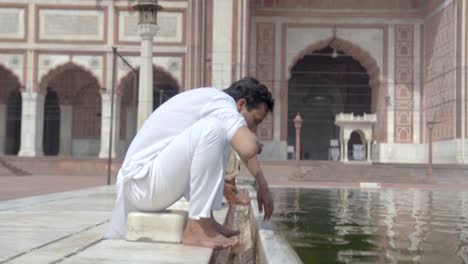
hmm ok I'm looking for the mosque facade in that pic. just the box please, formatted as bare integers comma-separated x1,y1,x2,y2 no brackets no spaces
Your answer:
0,0,466,164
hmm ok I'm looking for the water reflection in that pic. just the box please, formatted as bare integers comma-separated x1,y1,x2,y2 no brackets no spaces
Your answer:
271,188,468,264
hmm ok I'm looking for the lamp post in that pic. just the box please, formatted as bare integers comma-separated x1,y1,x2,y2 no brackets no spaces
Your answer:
426,120,435,182
294,113,303,178
132,0,162,129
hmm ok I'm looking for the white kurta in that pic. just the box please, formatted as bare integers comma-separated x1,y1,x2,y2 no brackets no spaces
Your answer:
104,88,246,239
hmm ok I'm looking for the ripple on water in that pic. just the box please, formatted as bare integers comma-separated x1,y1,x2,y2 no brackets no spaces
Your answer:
271,188,468,264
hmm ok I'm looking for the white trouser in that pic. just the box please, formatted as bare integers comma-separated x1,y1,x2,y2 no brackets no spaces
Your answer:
125,117,227,219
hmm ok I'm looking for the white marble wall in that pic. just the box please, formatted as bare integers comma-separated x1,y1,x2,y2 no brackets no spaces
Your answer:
98,94,120,159
258,141,288,160
72,139,100,157
372,140,468,164
59,105,72,156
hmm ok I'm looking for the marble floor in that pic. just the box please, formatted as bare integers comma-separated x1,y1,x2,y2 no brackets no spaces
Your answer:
0,186,226,263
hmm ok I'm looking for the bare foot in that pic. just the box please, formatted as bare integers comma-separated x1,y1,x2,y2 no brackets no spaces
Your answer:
210,216,240,238
182,218,239,249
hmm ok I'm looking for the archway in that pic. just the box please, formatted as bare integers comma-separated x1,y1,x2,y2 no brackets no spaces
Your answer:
39,63,102,156
288,46,371,160
43,88,60,155
6,91,22,155
0,66,22,155
348,130,366,161
119,66,180,151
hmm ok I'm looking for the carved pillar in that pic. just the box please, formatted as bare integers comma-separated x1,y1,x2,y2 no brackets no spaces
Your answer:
340,139,344,162
343,139,349,162
294,113,303,177
133,1,161,129
18,92,44,157
367,140,372,162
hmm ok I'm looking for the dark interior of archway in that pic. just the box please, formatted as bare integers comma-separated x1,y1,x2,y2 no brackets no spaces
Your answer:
288,47,371,160
348,131,364,160
43,87,60,156
6,91,21,155
119,68,180,141
119,68,179,111
152,72,179,111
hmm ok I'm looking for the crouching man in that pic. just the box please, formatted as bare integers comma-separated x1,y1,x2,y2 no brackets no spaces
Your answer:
103,77,274,249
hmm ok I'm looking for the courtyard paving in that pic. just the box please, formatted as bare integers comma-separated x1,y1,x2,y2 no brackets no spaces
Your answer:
0,186,228,263
1,159,468,263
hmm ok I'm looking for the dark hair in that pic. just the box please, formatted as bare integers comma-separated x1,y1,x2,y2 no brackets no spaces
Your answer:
223,77,274,112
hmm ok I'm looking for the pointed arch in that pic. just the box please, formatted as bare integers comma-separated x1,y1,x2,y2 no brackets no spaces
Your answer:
118,65,181,144
282,37,386,142
0,65,24,104
287,37,380,90
38,62,102,95
116,64,181,96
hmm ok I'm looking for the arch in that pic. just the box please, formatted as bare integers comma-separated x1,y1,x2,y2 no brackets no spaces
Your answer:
38,62,102,95
288,37,380,90
349,129,366,142
282,37,384,142
118,65,181,149
40,63,102,156
5,90,22,155
43,89,60,156
0,65,24,103
348,130,367,161
116,64,181,96
0,64,24,89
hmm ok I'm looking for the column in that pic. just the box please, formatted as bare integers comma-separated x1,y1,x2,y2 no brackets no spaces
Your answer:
59,105,72,156
211,0,234,88
99,94,121,158
367,140,372,162
387,24,395,143
0,104,6,154
137,34,155,129
340,139,344,162
18,92,44,157
343,139,349,162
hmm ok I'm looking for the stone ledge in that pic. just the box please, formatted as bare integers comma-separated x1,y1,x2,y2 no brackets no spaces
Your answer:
245,185,303,264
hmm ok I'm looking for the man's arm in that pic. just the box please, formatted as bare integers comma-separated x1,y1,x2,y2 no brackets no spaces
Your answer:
244,156,273,220
231,126,261,161
231,126,273,220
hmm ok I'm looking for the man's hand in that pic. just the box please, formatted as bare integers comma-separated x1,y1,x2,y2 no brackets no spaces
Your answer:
256,179,273,221
224,182,238,206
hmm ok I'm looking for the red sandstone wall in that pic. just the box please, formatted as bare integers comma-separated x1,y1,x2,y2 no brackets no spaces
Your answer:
423,2,457,142
255,0,422,10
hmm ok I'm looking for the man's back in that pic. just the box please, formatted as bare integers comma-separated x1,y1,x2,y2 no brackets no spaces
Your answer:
120,88,245,181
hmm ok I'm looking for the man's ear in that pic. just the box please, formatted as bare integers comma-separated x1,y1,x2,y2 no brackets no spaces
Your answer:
236,98,247,112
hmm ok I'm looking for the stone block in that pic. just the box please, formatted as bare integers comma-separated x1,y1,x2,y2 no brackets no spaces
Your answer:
360,182,381,189
126,210,188,243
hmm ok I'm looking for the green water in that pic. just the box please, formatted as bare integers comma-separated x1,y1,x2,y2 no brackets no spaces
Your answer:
271,188,468,264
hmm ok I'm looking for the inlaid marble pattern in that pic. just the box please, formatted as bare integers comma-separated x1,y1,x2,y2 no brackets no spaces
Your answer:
394,24,414,143
255,22,275,141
